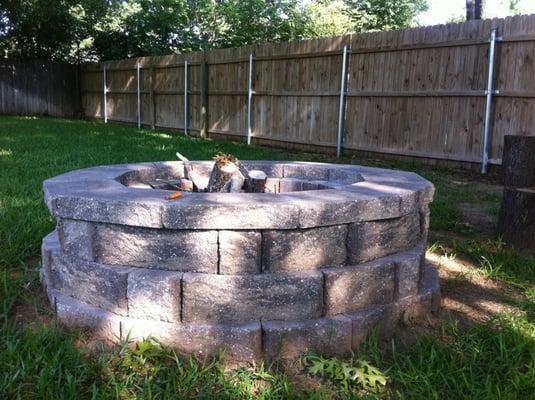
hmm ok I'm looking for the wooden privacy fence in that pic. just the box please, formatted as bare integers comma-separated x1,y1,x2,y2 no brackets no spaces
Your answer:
80,14,535,169
0,60,80,117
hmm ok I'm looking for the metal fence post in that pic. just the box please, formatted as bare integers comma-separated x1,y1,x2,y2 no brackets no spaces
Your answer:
184,60,188,136
336,45,349,158
247,53,254,145
103,65,107,123
136,63,141,128
481,29,498,174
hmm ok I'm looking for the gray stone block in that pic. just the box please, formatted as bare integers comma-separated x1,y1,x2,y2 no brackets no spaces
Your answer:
328,166,364,184
162,193,302,230
121,318,262,364
57,219,95,261
419,264,440,313
283,164,330,180
54,291,122,340
182,271,323,323
94,224,218,272
48,184,165,228
127,269,182,322
291,187,403,229
50,251,130,315
279,178,303,193
324,259,395,315
394,246,425,299
345,307,386,348
41,231,60,289
347,212,421,264
264,178,280,193
219,231,261,274
262,316,352,361
262,225,347,272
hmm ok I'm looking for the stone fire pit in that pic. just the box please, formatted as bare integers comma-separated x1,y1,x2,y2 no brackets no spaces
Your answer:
41,161,439,363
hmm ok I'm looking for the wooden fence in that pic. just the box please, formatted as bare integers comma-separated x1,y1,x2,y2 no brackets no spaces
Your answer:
80,14,535,167
0,60,80,117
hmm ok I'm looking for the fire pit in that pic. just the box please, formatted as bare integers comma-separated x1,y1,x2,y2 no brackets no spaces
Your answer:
41,160,439,363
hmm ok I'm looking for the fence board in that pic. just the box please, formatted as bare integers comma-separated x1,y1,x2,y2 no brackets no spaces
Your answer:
0,60,80,117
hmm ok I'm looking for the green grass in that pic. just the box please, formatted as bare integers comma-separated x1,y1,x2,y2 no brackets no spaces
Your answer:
1,116,535,399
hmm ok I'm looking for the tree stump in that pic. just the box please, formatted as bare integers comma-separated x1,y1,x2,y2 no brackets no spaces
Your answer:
498,135,535,252
498,188,535,252
245,170,267,193
502,135,535,188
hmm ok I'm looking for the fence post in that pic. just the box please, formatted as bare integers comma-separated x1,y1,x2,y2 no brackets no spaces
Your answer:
136,63,141,129
336,45,349,158
481,29,499,174
103,65,107,123
200,58,208,138
247,52,254,145
149,66,155,129
184,60,188,136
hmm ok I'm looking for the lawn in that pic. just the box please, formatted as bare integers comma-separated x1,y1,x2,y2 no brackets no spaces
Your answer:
1,116,534,399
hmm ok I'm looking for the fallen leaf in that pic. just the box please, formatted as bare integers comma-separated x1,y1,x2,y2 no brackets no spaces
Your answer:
167,191,183,200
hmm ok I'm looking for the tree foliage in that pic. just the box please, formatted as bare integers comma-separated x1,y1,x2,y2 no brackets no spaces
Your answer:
0,0,427,62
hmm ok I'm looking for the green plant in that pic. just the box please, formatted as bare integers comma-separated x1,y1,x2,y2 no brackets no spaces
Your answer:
306,354,387,395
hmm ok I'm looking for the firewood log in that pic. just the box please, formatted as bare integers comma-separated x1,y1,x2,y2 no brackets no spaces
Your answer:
176,151,208,191
245,170,267,193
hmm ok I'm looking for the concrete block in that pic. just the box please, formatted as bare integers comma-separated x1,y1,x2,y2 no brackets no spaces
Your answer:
94,224,218,272
324,259,395,315
127,269,182,322
262,316,352,361
182,271,323,323
347,212,421,263
219,231,261,274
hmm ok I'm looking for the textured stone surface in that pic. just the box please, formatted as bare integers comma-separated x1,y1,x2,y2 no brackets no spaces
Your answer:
283,163,330,180
324,259,396,315
262,316,352,361
347,212,421,264
50,250,130,315
279,178,303,193
162,193,302,230
57,219,94,260
182,271,323,323
219,231,261,274
94,224,218,272
264,178,280,193
419,264,441,313
53,290,122,340
41,231,60,289
394,246,425,299
262,225,347,272
122,318,262,363
127,269,182,322
345,307,386,348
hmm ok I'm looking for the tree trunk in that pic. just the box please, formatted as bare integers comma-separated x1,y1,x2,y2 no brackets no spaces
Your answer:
466,0,484,20
502,135,535,188
498,188,535,252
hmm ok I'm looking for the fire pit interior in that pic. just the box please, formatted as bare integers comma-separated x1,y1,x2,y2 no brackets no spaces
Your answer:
41,160,439,363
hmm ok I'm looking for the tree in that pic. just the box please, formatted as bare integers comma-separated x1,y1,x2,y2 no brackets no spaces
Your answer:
345,0,428,32
466,0,485,21
0,0,429,61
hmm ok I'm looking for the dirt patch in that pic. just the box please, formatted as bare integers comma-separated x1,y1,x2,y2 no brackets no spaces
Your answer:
425,250,525,329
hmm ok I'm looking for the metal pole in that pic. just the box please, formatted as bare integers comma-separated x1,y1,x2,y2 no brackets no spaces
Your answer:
136,63,141,128
184,60,188,136
103,65,107,123
481,29,498,174
247,53,254,145
336,45,349,158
